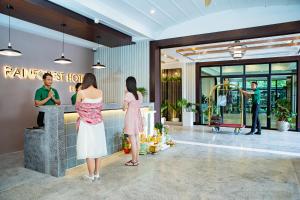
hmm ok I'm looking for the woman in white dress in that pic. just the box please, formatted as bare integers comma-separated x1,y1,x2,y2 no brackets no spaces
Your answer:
76,73,107,182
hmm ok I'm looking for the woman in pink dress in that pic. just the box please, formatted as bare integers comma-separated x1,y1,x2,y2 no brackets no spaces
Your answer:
123,76,143,166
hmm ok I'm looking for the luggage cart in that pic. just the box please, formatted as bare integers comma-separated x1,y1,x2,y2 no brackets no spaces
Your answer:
207,83,245,134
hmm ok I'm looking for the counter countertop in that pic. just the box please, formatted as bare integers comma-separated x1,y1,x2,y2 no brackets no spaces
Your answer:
37,103,154,113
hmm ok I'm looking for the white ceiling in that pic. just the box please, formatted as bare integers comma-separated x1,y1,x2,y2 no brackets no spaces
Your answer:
1,0,300,48
49,0,300,40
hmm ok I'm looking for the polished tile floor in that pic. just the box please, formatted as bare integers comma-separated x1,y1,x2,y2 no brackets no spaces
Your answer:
1,126,300,200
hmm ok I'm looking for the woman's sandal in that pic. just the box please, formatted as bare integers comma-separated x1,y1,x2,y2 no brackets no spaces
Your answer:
125,160,139,166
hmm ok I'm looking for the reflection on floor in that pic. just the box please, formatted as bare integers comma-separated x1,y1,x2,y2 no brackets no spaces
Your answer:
1,126,300,200
205,113,296,129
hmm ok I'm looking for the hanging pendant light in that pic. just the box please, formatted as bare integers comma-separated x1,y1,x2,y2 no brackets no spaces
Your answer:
0,5,22,57
228,40,247,59
54,24,72,64
92,36,106,69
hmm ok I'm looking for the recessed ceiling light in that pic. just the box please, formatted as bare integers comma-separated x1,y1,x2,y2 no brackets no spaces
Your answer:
150,9,156,14
94,18,100,24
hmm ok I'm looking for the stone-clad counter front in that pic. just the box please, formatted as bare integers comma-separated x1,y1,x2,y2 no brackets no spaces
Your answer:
24,103,155,177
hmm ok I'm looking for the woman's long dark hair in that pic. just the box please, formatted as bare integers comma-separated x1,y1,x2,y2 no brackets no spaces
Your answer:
81,73,97,90
126,76,138,100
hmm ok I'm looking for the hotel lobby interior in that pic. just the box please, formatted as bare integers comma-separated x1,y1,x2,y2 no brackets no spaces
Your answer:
1,0,300,199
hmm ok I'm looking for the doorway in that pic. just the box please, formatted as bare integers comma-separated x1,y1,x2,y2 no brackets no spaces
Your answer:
198,61,298,130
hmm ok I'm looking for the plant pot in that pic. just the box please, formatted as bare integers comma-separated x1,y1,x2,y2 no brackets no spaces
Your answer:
182,111,194,126
161,117,166,124
171,118,179,122
123,148,131,154
277,121,290,132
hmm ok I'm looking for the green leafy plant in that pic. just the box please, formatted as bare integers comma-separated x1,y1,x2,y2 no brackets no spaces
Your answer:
122,134,130,151
161,75,181,82
185,102,199,113
161,101,169,117
169,99,188,118
137,87,147,97
273,99,297,122
154,122,164,134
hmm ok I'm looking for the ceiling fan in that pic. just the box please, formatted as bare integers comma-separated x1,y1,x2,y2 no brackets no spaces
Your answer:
204,0,212,7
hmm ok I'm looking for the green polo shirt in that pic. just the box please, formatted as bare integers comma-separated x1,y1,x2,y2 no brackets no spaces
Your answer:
34,86,60,105
71,93,77,105
252,88,261,105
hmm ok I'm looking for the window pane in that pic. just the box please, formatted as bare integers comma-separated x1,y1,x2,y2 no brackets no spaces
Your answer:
246,64,269,74
222,65,243,75
222,78,243,125
270,75,297,130
245,77,268,128
201,67,220,76
200,77,221,124
271,62,297,74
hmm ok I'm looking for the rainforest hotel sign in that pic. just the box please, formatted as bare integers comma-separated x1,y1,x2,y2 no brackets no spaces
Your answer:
2,65,83,83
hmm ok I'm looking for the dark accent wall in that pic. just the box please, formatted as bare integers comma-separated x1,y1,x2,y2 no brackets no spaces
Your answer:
161,69,182,120
0,26,93,154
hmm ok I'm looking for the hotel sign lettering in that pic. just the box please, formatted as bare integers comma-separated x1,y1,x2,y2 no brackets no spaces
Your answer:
3,65,83,83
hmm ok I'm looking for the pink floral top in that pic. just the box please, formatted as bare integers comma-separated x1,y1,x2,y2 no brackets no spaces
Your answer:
124,92,143,135
75,102,103,128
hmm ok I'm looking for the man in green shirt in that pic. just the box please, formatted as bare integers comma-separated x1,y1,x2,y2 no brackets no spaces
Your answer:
71,83,81,105
240,81,261,135
34,73,61,127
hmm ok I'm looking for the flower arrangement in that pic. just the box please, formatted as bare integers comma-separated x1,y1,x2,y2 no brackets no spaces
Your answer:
122,133,131,154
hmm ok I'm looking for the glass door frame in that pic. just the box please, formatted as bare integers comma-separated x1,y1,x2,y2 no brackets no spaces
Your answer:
243,75,271,129
196,59,299,131
221,75,270,129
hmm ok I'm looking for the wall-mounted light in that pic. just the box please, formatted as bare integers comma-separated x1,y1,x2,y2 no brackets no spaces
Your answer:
54,24,72,65
92,36,106,69
0,5,22,57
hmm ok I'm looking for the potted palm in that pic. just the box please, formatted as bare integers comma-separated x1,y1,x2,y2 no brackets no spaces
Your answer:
169,99,187,122
274,99,296,132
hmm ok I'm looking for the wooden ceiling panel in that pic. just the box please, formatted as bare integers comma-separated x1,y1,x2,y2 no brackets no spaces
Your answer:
0,0,133,47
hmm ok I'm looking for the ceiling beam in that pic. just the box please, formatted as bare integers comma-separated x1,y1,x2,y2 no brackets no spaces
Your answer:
176,36,300,52
181,42,300,56
0,0,133,47
152,20,300,48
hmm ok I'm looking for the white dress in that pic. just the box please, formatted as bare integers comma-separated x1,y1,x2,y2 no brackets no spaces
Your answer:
76,98,108,159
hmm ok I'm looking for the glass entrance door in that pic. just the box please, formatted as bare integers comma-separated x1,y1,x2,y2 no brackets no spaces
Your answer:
245,77,269,128
270,75,297,130
220,77,269,128
221,77,243,125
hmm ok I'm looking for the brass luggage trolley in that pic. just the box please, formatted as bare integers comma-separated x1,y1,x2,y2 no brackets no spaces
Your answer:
207,83,245,134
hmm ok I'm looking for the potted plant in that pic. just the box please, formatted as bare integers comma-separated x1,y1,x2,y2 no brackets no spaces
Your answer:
182,101,198,126
122,134,131,154
273,99,297,132
160,101,169,124
169,99,187,122
137,87,147,102
137,87,147,96
154,122,164,135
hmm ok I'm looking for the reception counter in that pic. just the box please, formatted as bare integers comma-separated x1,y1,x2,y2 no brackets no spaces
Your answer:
24,103,155,177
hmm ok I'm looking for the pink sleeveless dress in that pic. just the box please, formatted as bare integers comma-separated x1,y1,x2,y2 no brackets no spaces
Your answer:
124,92,143,135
